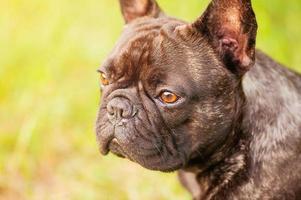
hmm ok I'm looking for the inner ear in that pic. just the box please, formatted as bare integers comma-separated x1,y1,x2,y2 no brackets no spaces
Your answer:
193,0,258,76
119,0,163,24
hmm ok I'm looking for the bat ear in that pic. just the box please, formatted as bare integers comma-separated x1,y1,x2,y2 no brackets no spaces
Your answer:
193,0,258,76
119,0,163,24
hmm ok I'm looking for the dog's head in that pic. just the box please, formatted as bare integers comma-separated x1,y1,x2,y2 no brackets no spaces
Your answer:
96,0,257,172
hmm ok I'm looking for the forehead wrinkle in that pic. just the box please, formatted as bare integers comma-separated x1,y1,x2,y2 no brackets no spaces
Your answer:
111,29,160,83
108,18,185,84
108,22,159,60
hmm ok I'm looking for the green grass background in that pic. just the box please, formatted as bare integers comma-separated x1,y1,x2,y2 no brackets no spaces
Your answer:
0,0,300,199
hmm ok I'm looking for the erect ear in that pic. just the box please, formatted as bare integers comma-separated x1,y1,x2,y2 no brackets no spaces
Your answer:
193,0,258,76
119,0,163,24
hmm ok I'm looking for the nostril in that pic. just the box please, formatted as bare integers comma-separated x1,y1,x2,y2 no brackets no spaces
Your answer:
107,104,125,118
107,103,115,116
106,97,135,120
116,108,124,118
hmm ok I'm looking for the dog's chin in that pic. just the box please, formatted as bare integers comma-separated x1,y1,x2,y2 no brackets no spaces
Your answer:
133,155,184,172
143,159,184,172
108,141,185,172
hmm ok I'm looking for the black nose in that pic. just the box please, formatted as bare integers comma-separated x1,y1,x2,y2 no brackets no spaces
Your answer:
107,97,135,121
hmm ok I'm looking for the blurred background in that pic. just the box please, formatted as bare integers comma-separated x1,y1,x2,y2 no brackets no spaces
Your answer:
0,0,301,199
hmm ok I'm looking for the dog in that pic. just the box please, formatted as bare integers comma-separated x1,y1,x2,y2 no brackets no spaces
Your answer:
95,0,301,199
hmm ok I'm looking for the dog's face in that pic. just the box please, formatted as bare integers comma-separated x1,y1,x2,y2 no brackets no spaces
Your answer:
96,0,257,172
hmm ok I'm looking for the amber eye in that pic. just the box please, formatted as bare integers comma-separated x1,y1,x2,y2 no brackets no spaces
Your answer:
159,91,179,104
99,72,109,86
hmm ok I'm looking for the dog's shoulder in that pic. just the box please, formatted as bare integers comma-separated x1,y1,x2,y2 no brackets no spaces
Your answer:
243,50,301,127
239,50,301,199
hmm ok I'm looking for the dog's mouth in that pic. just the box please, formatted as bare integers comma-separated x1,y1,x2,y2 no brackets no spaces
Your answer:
107,138,126,158
98,133,126,158
97,120,188,172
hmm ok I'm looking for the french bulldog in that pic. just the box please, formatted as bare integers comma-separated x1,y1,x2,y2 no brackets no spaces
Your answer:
96,0,301,199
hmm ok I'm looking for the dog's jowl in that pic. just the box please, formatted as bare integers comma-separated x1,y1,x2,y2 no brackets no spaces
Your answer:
96,0,301,199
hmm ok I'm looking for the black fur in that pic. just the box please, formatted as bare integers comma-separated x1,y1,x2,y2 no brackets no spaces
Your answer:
96,0,301,199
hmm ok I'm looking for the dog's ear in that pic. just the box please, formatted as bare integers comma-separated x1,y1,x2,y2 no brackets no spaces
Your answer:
119,0,163,24
193,0,257,76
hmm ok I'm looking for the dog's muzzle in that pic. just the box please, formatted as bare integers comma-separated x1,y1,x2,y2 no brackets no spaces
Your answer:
99,96,138,156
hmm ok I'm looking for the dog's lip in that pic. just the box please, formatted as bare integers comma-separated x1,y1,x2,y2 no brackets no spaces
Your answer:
99,135,115,155
99,145,109,155
100,136,126,158
108,138,126,158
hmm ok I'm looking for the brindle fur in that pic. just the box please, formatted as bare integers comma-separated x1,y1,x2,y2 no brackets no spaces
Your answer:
96,0,301,199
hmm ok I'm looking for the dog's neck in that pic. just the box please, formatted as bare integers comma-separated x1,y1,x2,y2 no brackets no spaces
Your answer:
181,83,250,199
181,135,250,199
179,51,301,199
